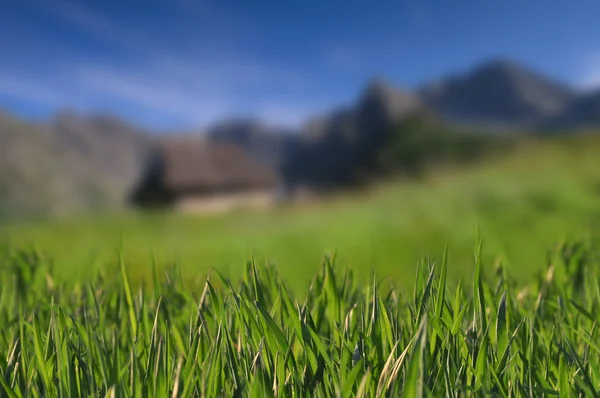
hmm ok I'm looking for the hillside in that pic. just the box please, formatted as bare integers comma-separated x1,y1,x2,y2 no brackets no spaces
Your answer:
543,89,600,130
0,111,153,220
0,112,70,219
4,132,600,287
282,79,427,189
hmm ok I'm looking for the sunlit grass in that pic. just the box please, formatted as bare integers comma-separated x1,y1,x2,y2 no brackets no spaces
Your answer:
3,134,600,291
1,239,599,396
2,134,600,395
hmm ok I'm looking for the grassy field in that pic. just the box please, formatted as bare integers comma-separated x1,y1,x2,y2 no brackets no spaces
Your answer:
2,134,600,292
1,238,599,396
2,133,600,395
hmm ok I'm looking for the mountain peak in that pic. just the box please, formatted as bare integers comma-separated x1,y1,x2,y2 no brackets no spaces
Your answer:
420,58,575,126
358,77,423,121
362,77,397,95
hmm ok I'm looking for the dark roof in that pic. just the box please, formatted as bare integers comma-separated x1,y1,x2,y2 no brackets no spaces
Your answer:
155,139,277,192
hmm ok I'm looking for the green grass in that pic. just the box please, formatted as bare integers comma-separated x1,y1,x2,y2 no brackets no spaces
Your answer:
3,134,600,395
2,239,600,396
3,134,600,291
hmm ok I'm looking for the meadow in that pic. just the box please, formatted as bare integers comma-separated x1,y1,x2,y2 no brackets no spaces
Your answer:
2,133,600,292
2,133,600,395
1,234,599,396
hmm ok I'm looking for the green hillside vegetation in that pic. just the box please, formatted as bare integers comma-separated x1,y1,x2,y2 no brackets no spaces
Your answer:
378,112,516,176
3,132,600,292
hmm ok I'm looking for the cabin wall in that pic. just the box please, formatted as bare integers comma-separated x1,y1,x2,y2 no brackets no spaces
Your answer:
174,189,274,214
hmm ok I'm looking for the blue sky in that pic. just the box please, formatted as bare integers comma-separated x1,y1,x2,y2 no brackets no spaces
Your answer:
1,0,600,130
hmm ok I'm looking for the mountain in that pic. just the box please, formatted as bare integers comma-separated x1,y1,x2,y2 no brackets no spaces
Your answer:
420,59,576,127
2,56,600,220
0,111,153,220
281,78,426,189
0,112,69,219
47,111,155,207
205,118,295,169
542,89,600,130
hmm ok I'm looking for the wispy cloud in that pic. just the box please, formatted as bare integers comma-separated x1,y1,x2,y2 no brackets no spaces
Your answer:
7,1,318,128
0,77,70,106
35,1,156,53
256,101,328,128
578,52,600,91
74,66,234,124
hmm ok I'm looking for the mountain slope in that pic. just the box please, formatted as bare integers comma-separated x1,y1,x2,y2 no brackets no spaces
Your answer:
281,79,426,188
543,89,600,130
0,111,153,220
420,59,576,127
205,118,294,169
47,111,154,209
0,113,70,219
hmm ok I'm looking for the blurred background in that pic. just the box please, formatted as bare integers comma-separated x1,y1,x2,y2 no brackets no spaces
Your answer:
2,0,600,289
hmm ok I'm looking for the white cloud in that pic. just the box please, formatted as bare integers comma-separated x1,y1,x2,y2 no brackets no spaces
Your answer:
36,1,155,53
14,1,318,127
255,100,333,128
38,1,311,91
257,104,308,128
578,53,600,91
0,77,69,105
74,66,234,125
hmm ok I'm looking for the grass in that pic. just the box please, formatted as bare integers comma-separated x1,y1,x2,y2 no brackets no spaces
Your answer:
3,133,600,291
2,133,600,395
2,239,600,396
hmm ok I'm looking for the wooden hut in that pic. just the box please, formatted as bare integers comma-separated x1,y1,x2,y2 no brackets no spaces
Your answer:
130,139,278,213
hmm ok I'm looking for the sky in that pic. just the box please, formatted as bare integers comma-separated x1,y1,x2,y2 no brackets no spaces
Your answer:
1,0,600,131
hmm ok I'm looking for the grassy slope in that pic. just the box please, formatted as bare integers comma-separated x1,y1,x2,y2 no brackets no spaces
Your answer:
2,133,600,291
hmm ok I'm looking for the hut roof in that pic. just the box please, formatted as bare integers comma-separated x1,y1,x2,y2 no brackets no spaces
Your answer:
154,139,277,192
